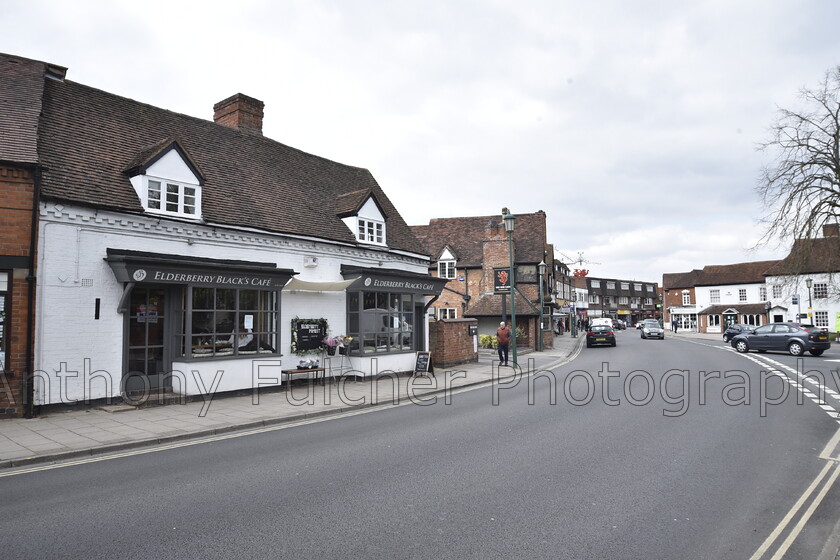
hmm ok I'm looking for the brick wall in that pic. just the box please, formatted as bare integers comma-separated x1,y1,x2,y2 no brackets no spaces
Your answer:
0,165,36,417
429,318,478,368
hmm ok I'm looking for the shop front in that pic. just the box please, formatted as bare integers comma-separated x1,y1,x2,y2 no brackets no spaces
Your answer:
339,266,447,371
107,249,296,397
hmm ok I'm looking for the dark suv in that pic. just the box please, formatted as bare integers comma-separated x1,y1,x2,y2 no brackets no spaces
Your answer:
730,322,831,356
722,324,753,343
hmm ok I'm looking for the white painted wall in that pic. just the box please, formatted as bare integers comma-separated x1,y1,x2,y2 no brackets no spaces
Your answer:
34,202,429,405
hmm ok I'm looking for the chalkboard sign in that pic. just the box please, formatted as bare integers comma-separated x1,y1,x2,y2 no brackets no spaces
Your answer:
292,318,327,353
414,351,433,377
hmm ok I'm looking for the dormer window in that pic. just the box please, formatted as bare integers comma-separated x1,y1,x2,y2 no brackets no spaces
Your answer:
358,218,385,244
436,247,457,279
125,139,204,220
146,178,199,216
339,192,388,246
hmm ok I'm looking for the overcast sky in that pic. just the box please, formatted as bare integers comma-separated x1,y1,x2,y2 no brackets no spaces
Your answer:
5,0,840,282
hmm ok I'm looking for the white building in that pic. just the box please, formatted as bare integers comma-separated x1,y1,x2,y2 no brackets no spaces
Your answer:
5,54,445,409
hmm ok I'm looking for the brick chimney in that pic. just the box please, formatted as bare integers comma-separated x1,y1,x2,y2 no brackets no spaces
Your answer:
213,93,264,135
824,223,839,237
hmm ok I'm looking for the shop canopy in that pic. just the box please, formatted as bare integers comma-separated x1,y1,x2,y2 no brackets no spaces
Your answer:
283,277,360,292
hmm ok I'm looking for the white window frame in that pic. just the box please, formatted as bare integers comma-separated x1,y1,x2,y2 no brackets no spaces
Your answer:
619,296,628,305
682,292,691,305
591,280,601,288
438,260,456,279
607,281,616,290
708,314,721,327
357,218,386,245
759,286,767,301
144,177,200,218
814,310,829,327
438,308,457,320
588,294,599,304
646,285,654,292
813,283,828,299
739,289,747,302
772,285,782,299
634,283,642,291
710,289,720,304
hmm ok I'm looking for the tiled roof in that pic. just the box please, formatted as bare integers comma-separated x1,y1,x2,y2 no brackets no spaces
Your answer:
663,260,780,289
764,236,840,276
0,54,56,164
697,303,768,315
4,52,425,255
410,211,548,266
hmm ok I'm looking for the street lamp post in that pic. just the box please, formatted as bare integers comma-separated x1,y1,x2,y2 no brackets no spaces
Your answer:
538,260,546,352
806,278,813,321
503,210,517,366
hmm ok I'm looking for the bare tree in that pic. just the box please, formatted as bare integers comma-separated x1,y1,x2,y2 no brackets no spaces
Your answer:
757,67,840,295
757,67,840,241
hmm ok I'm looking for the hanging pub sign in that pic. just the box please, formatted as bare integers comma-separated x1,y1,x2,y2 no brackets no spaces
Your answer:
494,268,511,293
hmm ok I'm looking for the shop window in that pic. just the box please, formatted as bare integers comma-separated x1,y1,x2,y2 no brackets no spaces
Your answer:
708,314,721,327
347,291,416,355
184,287,278,358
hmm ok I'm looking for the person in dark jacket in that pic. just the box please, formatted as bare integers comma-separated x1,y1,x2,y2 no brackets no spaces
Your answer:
496,321,511,366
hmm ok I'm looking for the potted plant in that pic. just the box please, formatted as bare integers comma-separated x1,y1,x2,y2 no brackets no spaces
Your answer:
322,335,341,355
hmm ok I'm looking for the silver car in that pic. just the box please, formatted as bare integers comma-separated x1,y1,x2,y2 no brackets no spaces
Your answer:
640,319,665,340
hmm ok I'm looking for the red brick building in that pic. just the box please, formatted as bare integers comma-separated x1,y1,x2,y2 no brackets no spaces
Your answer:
411,211,554,350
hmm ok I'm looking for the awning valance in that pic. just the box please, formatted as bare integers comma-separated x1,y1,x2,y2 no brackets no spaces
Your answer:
284,277,360,292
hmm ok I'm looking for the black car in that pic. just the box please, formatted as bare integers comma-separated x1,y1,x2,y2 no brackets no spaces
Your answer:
722,323,753,342
586,324,616,348
730,322,831,356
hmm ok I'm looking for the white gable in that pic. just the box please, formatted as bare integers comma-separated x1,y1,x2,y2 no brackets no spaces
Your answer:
145,149,201,184
357,197,384,221
439,247,455,260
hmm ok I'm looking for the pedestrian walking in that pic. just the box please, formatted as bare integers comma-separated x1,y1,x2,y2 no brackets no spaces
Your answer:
496,321,511,366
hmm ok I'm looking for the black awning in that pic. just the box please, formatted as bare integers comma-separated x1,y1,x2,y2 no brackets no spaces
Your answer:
340,265,447,296
106,248,297,289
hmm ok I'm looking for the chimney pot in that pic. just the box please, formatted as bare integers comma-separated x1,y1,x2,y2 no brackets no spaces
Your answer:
213,93,264,135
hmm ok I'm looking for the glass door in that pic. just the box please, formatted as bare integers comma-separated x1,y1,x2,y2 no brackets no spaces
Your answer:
126,287,169,392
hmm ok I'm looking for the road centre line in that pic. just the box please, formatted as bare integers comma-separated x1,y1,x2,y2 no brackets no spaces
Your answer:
678,338,840,423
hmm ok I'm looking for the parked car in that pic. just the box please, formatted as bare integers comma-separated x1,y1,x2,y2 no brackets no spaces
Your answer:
591,318,613,328
640,319,664,340
730,322,831,356
612,319,626,330
723,323,753,342
586,324,616,348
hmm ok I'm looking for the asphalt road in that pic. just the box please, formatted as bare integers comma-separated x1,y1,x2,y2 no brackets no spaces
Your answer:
2,331,839,559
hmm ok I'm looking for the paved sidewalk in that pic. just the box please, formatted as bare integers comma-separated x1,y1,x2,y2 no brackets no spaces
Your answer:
0,334,584,469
